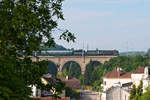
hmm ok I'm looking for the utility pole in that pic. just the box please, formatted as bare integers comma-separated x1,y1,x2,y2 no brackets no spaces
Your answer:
82,42,85,63
87,44,89,51
126,41,129,72
126,41,129,57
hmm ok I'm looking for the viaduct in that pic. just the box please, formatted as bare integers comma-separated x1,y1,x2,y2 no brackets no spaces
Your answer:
31,56,117,74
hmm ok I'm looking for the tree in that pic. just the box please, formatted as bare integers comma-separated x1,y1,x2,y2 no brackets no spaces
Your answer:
130,85,150,100
68,62,73,78
130,84,136,100
0,0,75,99
137,80,143,97
141,86,150,100
47,61,58,76
146,48,150,56
79,75,84,85
61,68,68,78
62,61,81,79
130,81,143,100
65,87,80,99
84,61,101,85
83,55,150,87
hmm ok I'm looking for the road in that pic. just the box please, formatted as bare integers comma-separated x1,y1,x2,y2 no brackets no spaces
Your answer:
79,90,100,100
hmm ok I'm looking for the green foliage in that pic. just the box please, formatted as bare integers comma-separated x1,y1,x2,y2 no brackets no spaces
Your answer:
92,80,102,87
91,67,104,85
92,80,103,92
61,68,68,78
102,55,149,73
132,96,142,100
83,56,150,87
65,87,80,99
79,75,84,85
47,62,58,76
0,0,75,99
141,86,150,100
0,0,75,56
39,77,65,98
84,61,102,85
0,56,47,100
146,48,150,56
137,81,143,96
130,84,136,100
141,94,150,100
130,81,143,100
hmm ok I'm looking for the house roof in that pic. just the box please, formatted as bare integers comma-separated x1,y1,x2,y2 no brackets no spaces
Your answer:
42,74,80,89
42,77,57,86
60,77,80,89
104,68,131,79
42,74,61,86
104,66,146,79
133,66,144,74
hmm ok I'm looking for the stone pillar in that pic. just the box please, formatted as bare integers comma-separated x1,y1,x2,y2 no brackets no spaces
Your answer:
81,63,86,74
57,63,63,75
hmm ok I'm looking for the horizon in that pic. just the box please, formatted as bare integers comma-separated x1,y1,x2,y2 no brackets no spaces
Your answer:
53,0,150,52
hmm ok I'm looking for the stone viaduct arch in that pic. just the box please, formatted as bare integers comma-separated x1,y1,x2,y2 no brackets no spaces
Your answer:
31,56,116,74
47,61,58,75
61,61,81,72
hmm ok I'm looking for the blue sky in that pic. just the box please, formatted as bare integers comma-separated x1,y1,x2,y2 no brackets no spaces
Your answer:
55,0,150,52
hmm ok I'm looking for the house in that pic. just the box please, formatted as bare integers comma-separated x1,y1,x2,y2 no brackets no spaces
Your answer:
101,67,150,100
41,74,66,97
131,67,150,92
104,86,130,100
60,77,80,90
31,74,66,98
31,74,80,99
102,68,132,91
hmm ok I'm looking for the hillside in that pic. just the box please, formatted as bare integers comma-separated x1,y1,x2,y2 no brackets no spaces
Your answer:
120,51,145,56
41,44,67,50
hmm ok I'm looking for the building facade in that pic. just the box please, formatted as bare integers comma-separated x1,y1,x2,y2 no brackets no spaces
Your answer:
101,67,150,100
106,86,130,100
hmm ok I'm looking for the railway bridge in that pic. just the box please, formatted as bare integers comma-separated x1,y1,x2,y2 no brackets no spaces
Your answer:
31,56,117,74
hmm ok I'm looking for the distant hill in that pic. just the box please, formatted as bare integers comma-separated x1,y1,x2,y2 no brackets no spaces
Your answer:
41,44,67,50
120,51,146,56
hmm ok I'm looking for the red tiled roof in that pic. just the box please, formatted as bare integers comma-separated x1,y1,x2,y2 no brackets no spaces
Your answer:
104,68,131,79
61,77,80,89
133,66,144,74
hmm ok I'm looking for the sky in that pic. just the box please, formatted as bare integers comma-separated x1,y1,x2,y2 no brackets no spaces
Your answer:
54,0,150,52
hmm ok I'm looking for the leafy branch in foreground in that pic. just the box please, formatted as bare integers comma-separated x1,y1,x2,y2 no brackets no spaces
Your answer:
0,0,75,99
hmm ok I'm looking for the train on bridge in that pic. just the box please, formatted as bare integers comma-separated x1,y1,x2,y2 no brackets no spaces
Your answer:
36,49,119,56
